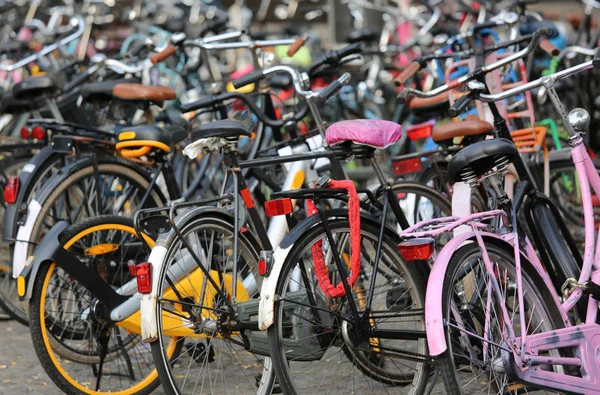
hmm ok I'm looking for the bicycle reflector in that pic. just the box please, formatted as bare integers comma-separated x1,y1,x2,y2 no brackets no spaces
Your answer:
31,126,45,140
134,262,152,294
406,123,433,141
398,238,434,261
20,127,30,139
264,198,293,217
4,176,19,204
392,157,422,176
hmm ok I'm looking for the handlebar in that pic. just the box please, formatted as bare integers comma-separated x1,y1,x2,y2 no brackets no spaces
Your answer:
316,73,351,104
396,27,556,104
150,45,177,64
394,61,421,87
465,48,600,105
307,42,362,77
0,16,85,72
287,35,308,57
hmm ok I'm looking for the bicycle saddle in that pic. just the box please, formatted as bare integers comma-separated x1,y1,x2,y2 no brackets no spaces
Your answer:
432,116,494,143
447,138,519,184
116,124,187,154
13,75,63,100
347,28,379,44
326,119,402,149
191,119,252,141
80,79,136,102
113,83,176,107
0,91,32,113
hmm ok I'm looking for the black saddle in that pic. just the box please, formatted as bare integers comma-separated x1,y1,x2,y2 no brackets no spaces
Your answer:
191,119,251,142
117,124,187,152
13,75,63,100
448,138,519,184
0,91,31,113
80,79,136,102
347,28,379,44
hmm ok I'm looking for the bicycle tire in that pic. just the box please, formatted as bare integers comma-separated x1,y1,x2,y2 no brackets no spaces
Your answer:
268,217,430,394
29,215,181,394
437,240,566,394
5,158,166,325
150,212,274,394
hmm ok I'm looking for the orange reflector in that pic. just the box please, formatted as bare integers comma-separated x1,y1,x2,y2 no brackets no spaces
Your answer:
264,198,294,217
392,157,422,176
406,124,433,141
398,238,434,261
135,262,152,294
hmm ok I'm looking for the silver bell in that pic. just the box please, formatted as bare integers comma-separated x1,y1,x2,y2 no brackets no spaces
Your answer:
567,108,591,132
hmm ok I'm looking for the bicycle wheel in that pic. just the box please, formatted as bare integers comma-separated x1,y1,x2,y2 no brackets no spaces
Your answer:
268,218,430,394
29,215,181,394
391,181,452,227
546,158,600,251
151,214,272,394
8,158,166,325
437,241,566,394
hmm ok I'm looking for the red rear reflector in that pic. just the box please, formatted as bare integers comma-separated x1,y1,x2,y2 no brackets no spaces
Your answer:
398,238,434,261
3,176,19,204
406,124,433,141
264,198,294,217
258,259,267,276
20,127,30,139
31,126,45,140
392,157,422,176
592,196,600,207
135,262,152,294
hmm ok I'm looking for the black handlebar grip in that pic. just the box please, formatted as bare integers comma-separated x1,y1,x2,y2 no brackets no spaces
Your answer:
334,42,362,60
593,48,600,68
180,95,221,113
232,70,265,89
448,94,473,118
317,80,343,104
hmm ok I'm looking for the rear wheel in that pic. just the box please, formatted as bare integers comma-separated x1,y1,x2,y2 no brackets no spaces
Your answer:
29,215,181,394
151,214,273,394
4,160,165,325
269,218,430,394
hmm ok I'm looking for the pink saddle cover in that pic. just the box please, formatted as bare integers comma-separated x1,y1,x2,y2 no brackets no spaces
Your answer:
326,120,402,148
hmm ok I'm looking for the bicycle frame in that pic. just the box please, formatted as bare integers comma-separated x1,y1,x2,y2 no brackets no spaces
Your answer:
424,55,600,393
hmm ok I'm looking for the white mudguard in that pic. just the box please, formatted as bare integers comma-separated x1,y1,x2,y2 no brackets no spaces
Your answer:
140,245,167,342
13,199,42,278
258,244,292,330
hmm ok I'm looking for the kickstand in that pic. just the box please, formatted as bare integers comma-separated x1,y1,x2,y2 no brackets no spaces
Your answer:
94,327,110,391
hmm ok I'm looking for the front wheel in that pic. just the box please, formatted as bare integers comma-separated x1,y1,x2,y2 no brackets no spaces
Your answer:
437,241,566,394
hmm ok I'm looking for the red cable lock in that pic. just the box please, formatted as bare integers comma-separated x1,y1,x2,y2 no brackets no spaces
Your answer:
306,179,361,298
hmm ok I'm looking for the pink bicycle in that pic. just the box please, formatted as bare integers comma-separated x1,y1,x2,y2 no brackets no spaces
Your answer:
399,47,600,393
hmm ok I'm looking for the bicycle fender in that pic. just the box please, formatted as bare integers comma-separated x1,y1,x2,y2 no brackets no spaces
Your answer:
13,198,42,278
3,146,55,242
426,231,509,356
18,221,69,301
139,206,236,343
259,210,395,331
